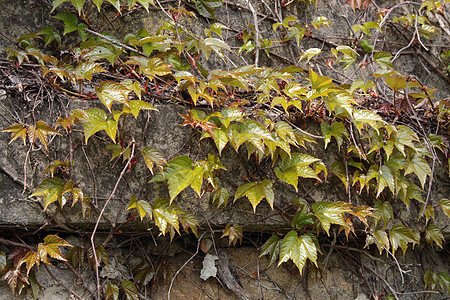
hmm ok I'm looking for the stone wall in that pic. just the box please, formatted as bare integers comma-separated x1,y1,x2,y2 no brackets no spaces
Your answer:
0,0,449,299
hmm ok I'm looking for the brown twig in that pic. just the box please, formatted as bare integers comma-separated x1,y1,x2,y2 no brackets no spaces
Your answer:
90,140,135,300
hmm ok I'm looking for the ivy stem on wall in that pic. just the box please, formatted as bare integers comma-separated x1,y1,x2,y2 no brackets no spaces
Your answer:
90,140,135,300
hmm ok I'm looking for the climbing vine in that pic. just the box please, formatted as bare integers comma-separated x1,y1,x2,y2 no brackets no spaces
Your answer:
0,0,449,299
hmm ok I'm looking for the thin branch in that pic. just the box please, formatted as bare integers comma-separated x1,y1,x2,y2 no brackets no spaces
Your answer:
90,141,135,300
168,232,206,300
246,0,260,67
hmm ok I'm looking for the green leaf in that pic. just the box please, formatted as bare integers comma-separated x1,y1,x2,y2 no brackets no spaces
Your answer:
259,235,281,268
299,48,322,63
106,282,119,300
82,43,123,65
121,280,139,300
376,165,396,197
278,231,318,274
179,212,199,236
31,177,64,210
312,201,350,235
152,198,181,235
365,229,390,255
36,27,61,47
373,51,393,69
96,81,131,111
80,108,117,143
39,235,72,262
127,195,153,221
275,153,321,191
74,61,105,81
425,224,444,248
438,199,450,217
52,0,86,15
234,179,274,211
1,123,27,145
0,251,6,272
373,200,393,228
221,224,243,246
385,76,421,92
352,109,384,134
140,146,166,175
195,0,222,19
53,12,81,35
405,152,431,188
126,56,171,79
204,37,231,61
438,272,450,293
321,121,348,149
211,185,229,208
389,224,419,256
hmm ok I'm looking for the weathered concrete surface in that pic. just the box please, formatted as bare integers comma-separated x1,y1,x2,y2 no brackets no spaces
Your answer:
0,0,449,299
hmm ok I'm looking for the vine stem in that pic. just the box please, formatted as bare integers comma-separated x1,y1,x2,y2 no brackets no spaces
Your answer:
168,232,206,300
90,140,135,300
246,0,260,67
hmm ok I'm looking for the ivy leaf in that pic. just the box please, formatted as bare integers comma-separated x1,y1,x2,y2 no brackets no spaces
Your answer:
352,109,384,134
37,235,72,264
27,120,61,150
140,146,166,175
291,208,315,230
211,185,229,208
424,270,439,290
204,38,231,61
376,165,396,197
74,61,105,81
36,27,61,47
373,51,393,69
312,201,350,235
87,245,108,266
221,224,243,246
438,199,450,217
234,179,274,211
405,152,431,188
81,108,117,143
93,0,121,12
1,123,27,145
389,224,419,256
351,205,376,227
425,224,444,248
31,177,64,211
259,235,281,268
373,200,393,228
96,81,131,111
321,121,348,149
106,282,119,300
127,195,152,221
195,0,222,19
179,213,199,237
395,125,419,156
126,56,171,80
438,272,450,293
52,0,86,15
53,12,87,40
124,100,158,119
365,229,390,255
385,76,421,92
0,251,6,272
275,153,321,191
298,48,322,63
152,198,182,235
22,251,39,275
278,231,318,274
128,0,156,12
66,246,84,268
121,280,139,300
